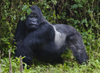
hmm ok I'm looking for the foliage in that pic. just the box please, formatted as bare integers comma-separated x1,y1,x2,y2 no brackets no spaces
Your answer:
1,50,100,73
0,0,100,72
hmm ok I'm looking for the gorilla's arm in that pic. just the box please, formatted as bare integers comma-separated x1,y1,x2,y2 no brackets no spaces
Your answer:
23,22,55,47
15,22,55,65
14,20,26,45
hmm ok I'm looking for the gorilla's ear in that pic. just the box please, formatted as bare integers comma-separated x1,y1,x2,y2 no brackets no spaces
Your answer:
14,20,26,42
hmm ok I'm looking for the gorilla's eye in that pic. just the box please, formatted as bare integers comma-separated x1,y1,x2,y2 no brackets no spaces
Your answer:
29,14,38,18
29,13,38,18
33,14,38,18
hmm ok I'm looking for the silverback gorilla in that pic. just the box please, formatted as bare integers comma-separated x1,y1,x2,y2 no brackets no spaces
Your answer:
14,5,88,65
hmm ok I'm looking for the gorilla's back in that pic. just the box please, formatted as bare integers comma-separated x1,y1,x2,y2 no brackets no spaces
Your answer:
53,24,68,34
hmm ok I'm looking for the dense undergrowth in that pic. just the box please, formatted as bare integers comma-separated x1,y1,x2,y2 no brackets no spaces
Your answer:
0,0,100,73
1,50,100,73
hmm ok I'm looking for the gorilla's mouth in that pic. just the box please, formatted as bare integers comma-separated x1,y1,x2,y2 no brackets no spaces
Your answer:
29,24,37,26
29,24,38,28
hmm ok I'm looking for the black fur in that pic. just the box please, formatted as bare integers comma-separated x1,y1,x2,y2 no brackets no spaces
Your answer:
14,5,88,65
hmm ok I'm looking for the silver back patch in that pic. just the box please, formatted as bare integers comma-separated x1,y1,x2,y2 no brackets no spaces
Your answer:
53,26,66,49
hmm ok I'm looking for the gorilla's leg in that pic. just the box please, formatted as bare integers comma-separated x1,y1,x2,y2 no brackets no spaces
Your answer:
67,32,88,64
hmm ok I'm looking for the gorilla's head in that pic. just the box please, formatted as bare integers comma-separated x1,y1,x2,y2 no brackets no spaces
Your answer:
25,5,45,30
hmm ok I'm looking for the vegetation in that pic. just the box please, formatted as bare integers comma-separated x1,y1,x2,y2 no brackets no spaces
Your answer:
0,0,100,73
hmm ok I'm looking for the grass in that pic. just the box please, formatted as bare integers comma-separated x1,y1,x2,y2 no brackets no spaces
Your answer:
1,48,100,73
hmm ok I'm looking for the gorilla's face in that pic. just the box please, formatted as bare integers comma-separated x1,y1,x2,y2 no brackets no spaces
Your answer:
25,5,43,30
26,12,39,29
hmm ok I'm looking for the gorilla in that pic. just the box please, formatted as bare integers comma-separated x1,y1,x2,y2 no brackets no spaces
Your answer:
14,5,88,65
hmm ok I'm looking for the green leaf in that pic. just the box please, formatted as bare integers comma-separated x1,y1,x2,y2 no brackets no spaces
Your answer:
57,14,60,19
21,15,26,21
81,19,87,24
71,4,78,9
87,10,91,13
2,16,6,20
74,20,80,24
78,4,83,7
46,5,49,8
22,5,28,11
27,8,31,15
99,12,100,15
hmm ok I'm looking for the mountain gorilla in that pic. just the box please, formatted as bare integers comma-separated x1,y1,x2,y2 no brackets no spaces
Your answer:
14,5,88,65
